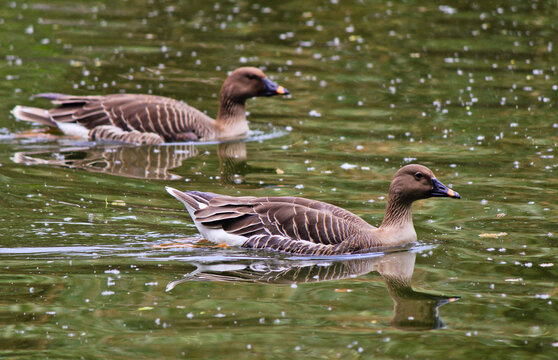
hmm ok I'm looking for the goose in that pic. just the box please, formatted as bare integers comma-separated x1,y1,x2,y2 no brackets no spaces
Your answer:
11,67,289,145
165,164,460,255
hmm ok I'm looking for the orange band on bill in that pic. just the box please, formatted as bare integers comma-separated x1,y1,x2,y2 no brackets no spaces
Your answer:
447,189,455,197
276,86,286,94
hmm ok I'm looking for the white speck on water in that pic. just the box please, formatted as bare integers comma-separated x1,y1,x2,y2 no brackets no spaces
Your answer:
340,163,357,170
101,291,114,296
535,294,550,299
105,269,120,274
214,313,226,318
295,184,304,189
540,263,554,267
356,145,364,150
309,110,322,117
290,283,297,288
439,5,457,15
480,199,488,205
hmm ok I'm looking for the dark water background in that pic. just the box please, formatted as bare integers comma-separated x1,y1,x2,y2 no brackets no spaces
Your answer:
0,0,556,358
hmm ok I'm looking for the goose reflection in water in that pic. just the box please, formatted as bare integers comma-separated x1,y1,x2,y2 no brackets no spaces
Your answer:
166,250,459,331
11,141,249,182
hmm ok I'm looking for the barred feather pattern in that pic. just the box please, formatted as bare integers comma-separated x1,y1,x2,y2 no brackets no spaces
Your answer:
39,93,218,142
191,195,380,254
242,234,342,255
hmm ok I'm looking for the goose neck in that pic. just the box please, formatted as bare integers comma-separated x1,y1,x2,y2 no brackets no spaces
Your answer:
216,95,248,137
379,194,414,230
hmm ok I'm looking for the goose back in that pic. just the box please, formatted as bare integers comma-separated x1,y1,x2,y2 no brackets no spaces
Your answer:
40,93,217,142
190,194,378,248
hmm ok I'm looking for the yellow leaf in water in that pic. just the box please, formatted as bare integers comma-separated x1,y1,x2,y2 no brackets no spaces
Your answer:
111,200,126,206
334,288,353,293
138,307,154,311
478,232,508,238
276,168,284,175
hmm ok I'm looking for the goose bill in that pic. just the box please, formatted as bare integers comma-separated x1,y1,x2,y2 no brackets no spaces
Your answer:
430,178,461,199
262,78,290,96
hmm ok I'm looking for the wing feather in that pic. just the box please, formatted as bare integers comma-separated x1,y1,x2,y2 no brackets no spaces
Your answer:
186,194,375,247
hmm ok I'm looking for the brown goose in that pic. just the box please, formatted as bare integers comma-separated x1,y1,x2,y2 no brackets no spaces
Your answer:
165,164,460,255
11,67,289,145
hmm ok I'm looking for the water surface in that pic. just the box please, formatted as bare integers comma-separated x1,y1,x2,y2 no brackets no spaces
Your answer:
0,1,557,359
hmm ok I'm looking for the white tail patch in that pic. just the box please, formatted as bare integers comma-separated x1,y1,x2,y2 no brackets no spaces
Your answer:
56,122,89,139
166,186,247,247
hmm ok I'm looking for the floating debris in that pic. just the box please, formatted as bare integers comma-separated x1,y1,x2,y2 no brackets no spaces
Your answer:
479,232,508,238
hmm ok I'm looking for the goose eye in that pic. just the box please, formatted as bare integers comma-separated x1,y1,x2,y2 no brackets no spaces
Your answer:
414,172,423,181
246,74,257,80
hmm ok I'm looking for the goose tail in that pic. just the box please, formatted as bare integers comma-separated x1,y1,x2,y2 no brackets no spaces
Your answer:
11,105,57,127
165,187,218,212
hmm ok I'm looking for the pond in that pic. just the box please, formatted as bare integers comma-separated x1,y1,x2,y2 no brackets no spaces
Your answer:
0,0,556,358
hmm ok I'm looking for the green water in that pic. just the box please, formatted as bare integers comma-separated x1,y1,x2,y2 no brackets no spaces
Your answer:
0,0,557,358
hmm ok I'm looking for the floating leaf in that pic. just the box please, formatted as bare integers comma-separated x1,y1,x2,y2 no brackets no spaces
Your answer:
479,232,508,238
334,288,353,293
138,307,154,311
276,168,284,175
111,200,126,206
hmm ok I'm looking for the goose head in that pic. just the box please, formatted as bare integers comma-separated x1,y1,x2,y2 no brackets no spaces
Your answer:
388,164,461,203
220,67,289,103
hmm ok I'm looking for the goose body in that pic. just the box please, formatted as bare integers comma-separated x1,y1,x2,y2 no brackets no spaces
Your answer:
166,164,460,255
11,67,289,145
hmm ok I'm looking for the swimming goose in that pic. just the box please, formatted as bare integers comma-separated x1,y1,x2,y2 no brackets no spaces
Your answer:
165,164,460,255
11,67,289,145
